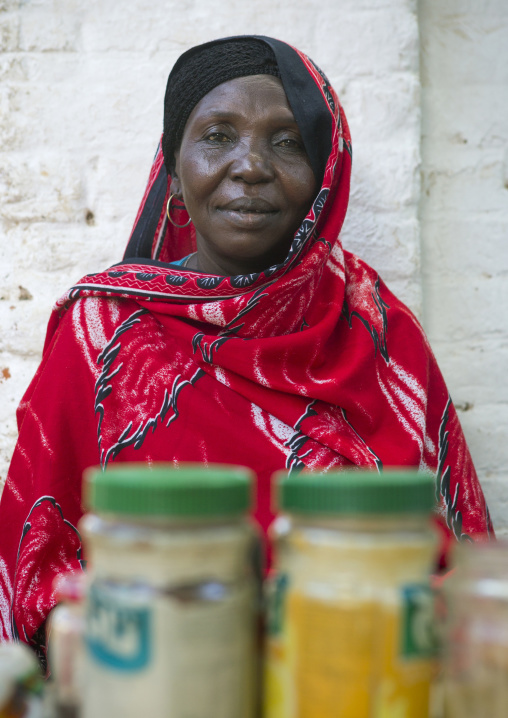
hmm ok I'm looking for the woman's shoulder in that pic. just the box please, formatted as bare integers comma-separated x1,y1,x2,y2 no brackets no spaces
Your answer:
342,249,428,333
341,249,434,370
38,294,151,380
49,294,143,343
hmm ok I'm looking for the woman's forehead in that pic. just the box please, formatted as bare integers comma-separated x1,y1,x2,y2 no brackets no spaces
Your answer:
185,75,296,127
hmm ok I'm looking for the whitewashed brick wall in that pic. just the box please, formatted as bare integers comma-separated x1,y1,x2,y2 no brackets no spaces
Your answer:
419,0,508,534
1,0,420,487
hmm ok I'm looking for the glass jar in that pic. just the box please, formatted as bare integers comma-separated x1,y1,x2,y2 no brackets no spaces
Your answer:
264,469,438,718
46,571,86,718
443,541,508,718
79,463,257,718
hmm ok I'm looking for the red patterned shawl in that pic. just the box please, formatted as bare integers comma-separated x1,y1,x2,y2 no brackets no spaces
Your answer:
0,37,492,655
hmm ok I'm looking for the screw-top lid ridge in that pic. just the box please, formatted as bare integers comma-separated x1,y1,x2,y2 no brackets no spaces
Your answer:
275,469,435,515
84,463,253,517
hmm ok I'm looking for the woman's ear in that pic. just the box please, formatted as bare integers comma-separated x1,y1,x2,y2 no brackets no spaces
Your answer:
170,153,182,198
169,175,182,198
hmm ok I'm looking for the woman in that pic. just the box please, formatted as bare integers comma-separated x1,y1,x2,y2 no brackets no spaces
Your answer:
0,36,492,658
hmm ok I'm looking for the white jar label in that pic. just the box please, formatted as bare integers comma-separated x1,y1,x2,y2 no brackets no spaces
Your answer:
83,579,255,718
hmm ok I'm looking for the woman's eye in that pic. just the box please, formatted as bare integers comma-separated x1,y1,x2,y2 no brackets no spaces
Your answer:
276,137,302,150
206,132,231,143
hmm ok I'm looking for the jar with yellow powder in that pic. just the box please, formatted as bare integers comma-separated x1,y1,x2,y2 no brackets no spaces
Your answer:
264,469,438,718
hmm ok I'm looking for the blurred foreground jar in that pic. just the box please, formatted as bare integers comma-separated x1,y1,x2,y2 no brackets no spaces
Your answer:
443,541,508,718
79,463,257,718
264,469,438,718
0,642,42,718
47,571,86,718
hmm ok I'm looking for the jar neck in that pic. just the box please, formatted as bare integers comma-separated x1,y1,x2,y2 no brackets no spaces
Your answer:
87,511,247,529
449,541,508,595
279,512,433,534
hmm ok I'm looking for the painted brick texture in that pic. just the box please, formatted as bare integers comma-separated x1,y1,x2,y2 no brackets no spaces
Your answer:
419,0,508,533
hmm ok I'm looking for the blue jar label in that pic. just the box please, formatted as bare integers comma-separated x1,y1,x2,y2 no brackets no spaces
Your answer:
86,582,151,671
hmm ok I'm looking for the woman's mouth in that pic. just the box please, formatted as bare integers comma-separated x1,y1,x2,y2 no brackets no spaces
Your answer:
222,198,277,213
217,199,278,226
217,208,278,228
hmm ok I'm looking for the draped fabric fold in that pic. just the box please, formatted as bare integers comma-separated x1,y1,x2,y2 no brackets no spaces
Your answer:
0,37,492,655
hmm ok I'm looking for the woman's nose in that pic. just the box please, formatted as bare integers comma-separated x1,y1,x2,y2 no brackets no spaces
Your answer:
229,138,275,183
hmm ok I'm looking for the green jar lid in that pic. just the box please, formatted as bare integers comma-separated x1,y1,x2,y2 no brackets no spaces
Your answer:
275,469,436,515
84,463,253,517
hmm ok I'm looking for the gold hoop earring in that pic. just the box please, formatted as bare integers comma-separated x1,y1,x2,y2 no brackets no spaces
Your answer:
166,194,192,228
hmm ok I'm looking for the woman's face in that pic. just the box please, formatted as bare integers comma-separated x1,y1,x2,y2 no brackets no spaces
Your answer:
171,75,317,275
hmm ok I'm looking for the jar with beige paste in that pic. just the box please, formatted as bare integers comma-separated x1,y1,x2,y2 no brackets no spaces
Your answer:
80,463,258,718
